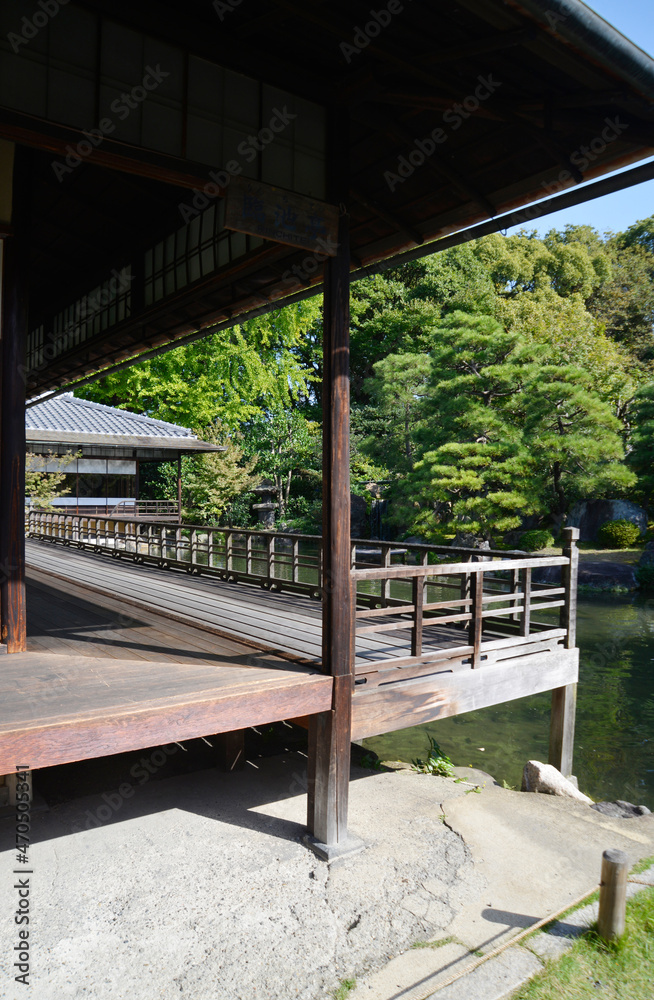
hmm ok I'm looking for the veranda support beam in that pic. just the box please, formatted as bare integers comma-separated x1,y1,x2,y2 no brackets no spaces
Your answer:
306,111,362,861
0,145,29,653
549,527,580,776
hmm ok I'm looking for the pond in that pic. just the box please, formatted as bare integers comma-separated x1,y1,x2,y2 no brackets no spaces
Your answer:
362,593,654,810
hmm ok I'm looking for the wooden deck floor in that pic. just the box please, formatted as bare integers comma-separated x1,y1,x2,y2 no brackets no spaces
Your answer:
0,558,333,773
1,542,578,770
25,539,467,666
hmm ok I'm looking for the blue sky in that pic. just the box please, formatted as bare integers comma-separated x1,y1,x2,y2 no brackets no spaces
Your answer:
508,0,654,237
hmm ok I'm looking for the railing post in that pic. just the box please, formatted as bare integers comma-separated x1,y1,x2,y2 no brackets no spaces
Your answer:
469,569,484,667
411,574,424,658
550,526,579,776
380,544,392,607
226,530,233,574
266,534,273,584
292,537,299,585
460,556,472,631
521,567,532,637
511,567,520,622
561,527,579,649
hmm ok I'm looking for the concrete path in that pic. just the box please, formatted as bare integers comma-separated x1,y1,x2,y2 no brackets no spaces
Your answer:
1,757,652,1000
351,768,654,1000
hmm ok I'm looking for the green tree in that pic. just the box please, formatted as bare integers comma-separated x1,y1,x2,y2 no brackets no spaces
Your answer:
523,367,635,519
155,428,258,525
363,352,431,472
394,312,635,540
628,383,654,506
243,408,320,521
77,300,318,429
395,312,541,541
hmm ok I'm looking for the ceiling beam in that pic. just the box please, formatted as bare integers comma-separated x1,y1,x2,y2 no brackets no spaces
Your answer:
357,104,497,219
350,187,424,245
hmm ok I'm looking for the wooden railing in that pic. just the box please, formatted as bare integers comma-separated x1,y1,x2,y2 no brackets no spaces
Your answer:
351,528,578,680
109,500,180,521
26,512,578,641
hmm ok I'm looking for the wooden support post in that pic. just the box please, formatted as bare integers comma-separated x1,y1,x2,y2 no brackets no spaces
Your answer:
550,527,579,776
306,111,362,861
549,683,577,777
598,849,628,942
0,147,30,653
215,730,245,772
292,537,299,585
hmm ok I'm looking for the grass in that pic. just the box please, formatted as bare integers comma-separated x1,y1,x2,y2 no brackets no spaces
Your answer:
513,884,654,999
411,936,455,950
540,544,642,565
332,978,356,999
631,854,654,875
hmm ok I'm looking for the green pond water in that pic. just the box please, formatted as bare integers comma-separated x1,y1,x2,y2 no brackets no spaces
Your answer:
363,593,654,810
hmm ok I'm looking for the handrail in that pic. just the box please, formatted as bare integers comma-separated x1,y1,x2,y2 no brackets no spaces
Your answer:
350,528,579,672
26,512,578,664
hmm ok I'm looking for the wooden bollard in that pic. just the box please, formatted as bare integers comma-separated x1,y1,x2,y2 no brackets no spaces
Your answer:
598,848,629,942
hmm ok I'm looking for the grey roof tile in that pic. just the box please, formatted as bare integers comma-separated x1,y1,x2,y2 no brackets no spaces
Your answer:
26,393,198,440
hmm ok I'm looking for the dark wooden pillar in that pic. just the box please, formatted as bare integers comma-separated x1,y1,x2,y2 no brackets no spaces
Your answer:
0,146,29,653
305,110,362,861
549,527,579,776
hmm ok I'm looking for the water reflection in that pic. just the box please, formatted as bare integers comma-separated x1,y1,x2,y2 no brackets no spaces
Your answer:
363,594,654,809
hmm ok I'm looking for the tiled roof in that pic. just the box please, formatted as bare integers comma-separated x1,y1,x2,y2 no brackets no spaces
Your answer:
26,393,198,440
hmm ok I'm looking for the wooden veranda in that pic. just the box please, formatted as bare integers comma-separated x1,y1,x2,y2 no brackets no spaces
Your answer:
2,0,654,856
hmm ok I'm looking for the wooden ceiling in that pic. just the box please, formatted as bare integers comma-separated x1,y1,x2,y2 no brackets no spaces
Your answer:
7,0,654,393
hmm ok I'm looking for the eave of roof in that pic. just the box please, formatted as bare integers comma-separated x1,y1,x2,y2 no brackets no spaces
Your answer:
25,428,224,452
25,394,224,452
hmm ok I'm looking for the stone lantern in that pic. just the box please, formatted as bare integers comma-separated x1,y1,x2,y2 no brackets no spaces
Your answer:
252,479,278,529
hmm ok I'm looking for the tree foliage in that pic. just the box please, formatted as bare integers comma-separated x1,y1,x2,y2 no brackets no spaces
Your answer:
155,428,258,525
71,214,654,540
25,452,80,509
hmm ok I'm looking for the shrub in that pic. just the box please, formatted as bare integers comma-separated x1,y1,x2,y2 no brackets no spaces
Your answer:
598,519,641,549
519,529,555,552
636,565,654,590
411,737,455,777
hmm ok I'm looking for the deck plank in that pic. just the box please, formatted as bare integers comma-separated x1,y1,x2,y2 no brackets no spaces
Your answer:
2,570,334,771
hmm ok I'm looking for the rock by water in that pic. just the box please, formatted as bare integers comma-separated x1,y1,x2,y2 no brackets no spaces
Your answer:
533,561,638,591
522,761,593,804
567,500,647,542
590,800,651,819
